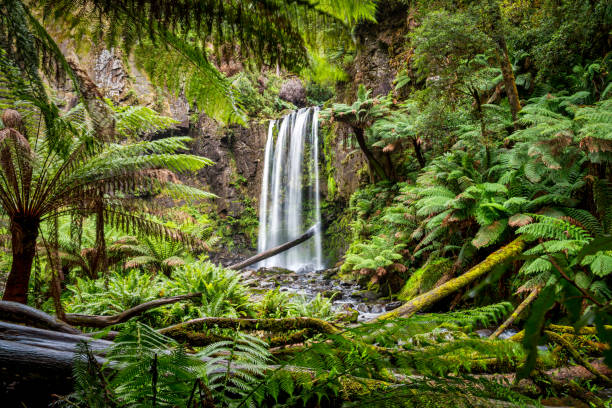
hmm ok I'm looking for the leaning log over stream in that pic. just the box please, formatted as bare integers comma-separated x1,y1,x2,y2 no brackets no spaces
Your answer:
228,223,318,270
375,237,526,320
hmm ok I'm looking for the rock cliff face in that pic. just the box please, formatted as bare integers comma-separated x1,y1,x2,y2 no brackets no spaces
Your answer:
189,115,268,216
329,0,410,200
342,1,410,100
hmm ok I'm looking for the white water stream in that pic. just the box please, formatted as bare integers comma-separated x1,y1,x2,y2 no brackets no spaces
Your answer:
257,107,323,271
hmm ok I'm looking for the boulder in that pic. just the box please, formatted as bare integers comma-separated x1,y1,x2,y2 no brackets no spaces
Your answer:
278,78,306,107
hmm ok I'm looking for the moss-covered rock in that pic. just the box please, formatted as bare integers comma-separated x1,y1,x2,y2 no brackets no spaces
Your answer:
335,304,359,323
398,258,453,301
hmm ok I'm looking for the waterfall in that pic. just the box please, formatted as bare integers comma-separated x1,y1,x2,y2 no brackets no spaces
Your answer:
257,107,324,271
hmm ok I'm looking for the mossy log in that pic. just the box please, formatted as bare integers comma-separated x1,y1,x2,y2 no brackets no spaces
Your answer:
376,238,526,320
544,330,612,386
159,316,340,338
509,324,612,343
490,287,541,339
547,324,612,335
0,294,203,330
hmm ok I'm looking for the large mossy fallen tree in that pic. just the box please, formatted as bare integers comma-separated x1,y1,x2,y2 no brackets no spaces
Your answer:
375,238,526,320
2,305,611,408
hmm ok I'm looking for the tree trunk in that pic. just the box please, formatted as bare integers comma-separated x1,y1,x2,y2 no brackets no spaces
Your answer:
63,292,204,327
353,127,388,181
228,223,318,270
411,137,426,169
3,218,40,304
89,199,106,280
497,38,521,123
488,0,521,123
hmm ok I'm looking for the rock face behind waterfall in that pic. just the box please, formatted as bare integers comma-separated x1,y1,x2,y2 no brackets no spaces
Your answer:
189,114,268,217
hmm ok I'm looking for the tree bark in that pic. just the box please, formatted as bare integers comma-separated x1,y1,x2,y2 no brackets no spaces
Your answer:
411,137,426,169
89,198,106,280
490,287,540,339
3,218,40,303
487,0,521,123
353,127,388,181
497,39,521,123
63,292,204,328
374,237,526,320
0,301,81,333
228,223,319,270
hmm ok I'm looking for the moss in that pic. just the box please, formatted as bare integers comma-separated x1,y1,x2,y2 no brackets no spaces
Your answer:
338,376,391,400
398,258,453,301
378,238,526,320
160,316,340,335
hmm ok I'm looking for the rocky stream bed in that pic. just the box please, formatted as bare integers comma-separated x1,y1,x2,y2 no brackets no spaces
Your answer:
240,267,403,322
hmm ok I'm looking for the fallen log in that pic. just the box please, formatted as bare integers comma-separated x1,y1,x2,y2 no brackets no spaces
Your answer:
0,319,388,406
375,237,526,320
62,292,203,328
490,287,541,339
0,322,112,406
0,321,111,354
0,301,80,334
228,223,319,270
1,316,608,408
544,330,612,387
159,316,340,339
1,293,204,330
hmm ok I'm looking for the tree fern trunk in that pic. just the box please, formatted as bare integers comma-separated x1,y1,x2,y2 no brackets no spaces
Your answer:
3,218,40,304
353,127,388,181
375,237,525,320
411,137,426,169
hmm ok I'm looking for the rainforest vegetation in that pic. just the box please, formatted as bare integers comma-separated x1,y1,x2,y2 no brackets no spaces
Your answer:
0,0,611,407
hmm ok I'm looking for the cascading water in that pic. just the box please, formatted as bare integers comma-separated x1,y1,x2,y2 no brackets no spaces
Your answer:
257,107,324,271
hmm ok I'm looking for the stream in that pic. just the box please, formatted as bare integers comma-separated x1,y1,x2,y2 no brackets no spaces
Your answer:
241,267,403,321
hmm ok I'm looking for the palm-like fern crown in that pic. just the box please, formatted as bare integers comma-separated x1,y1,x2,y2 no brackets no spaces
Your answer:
323,84,391,129
121,236,187,275
0,53,215,251
369,102,417,147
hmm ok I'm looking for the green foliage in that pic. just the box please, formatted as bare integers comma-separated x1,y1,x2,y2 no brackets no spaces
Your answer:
62,323,270,408
230,71,294,118
199,332,270,407
340,182,410,278
516,214,612,294
411,10,492,93
253,304,530,407
108,324,201,407
166,260,253,320
64,260,254,327
256,288,335,320
343,235,405,271
65,270,165,324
